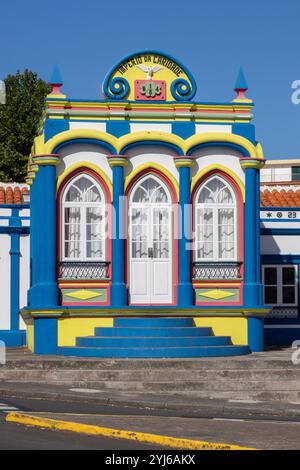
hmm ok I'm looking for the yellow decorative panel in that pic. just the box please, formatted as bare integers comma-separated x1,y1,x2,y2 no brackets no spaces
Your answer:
198,289,235,300
64,290,102,301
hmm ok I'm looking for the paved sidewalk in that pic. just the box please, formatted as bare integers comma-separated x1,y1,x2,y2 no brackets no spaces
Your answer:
1,380,300,421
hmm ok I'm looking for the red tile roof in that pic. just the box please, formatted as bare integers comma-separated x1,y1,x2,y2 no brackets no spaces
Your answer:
0,185,29,204
260,187,300,207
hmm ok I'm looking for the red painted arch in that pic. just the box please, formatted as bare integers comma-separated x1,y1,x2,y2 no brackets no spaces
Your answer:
56,167,112,302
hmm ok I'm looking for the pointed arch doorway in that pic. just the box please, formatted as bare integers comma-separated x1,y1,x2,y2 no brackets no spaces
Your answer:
128,174,173,305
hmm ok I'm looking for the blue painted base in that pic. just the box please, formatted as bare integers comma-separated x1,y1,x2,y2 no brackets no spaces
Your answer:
110,282,127,307
34,318,58,355
177,283,194,307
0,330,26,347
248,317,264,352
58,317,250,358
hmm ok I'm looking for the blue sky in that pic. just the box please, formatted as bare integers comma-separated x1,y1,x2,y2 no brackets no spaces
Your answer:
0,0,299,159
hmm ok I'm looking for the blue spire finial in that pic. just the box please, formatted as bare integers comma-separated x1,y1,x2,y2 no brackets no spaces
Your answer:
50,65,63,86
235,67,248,91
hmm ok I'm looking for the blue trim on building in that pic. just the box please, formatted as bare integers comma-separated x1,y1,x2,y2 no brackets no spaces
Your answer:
261,229,300,235
172,122,196,139
232,123,255,144
106,121,130,137
44,119,69,142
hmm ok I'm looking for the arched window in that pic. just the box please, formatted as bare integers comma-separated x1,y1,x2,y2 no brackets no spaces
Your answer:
62,174,106,261
195,175,237,261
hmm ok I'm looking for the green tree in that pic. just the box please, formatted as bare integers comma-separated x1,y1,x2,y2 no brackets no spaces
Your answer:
0,69,50,182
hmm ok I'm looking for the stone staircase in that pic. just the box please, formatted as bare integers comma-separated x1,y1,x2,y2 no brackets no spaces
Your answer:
57,317,250,358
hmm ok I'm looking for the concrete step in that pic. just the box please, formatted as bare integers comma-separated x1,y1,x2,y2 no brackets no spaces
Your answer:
76,336,232,348
114,318,195,327
0,368,299,382
94,327,213,337
57,344,250,358
2,357,295,370
2,379,299,392
126,390,300,402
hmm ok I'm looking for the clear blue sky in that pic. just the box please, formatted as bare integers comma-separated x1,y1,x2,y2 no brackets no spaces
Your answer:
0,0,299,159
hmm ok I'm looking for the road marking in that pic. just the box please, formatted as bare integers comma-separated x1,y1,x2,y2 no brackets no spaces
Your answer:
6,412,257,451
213,418,246,423
229,399,262,404
69,388,102,394
0,402,20,413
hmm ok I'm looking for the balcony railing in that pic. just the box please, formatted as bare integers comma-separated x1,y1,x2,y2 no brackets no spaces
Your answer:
193,262,242,281
59,261,110,280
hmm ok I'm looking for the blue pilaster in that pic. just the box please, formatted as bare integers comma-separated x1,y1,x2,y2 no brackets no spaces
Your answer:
174,157,194,307
108,156,128,307
241,158,265,352
243,166,258,306
28,155,60,309
256,168,263,304
10,232,21,331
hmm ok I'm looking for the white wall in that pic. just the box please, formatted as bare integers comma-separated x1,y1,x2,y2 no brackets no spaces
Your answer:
57,143,112,182
19,234,30,329
261,235,300,255
0,234,11,330
190,147,245,184
124,145,178,182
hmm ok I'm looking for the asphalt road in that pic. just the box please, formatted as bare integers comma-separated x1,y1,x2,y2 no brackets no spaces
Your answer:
0,397,169,450
1,396,300,450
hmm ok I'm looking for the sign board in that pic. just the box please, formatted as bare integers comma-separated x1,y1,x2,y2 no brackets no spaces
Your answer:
102,51,197,102
0,80,6,104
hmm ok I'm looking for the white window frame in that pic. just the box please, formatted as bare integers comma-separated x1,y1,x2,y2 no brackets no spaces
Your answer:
61,174,106,262
194,175,237,262
262,264,298,307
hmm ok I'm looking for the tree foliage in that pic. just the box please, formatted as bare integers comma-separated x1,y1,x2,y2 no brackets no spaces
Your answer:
0,69,50,182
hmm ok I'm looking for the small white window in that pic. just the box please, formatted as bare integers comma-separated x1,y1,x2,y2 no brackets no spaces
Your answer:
194,176,237,261
262,265,298,306
62,174,106,261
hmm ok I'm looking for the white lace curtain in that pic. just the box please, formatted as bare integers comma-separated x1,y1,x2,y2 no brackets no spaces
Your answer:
63,175,105,260
196,176,236,261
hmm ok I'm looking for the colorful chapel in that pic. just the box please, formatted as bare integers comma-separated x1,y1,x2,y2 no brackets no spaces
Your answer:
0,51,299,357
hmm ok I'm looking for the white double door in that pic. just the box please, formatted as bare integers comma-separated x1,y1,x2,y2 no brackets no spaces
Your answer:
128,176,173,305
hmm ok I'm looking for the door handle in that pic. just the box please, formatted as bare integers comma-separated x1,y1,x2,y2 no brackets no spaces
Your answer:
148,247,153,258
